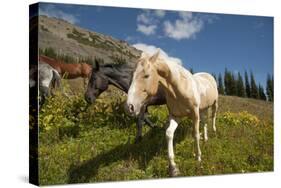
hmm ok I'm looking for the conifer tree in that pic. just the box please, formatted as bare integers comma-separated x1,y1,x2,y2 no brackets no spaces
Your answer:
266,74,274,101
224,69,231,95
237,72,246,97
258,84,267,101
250,72,259,99
244,71,251,98
230,73,237,96
218,73,224,95
271,75,274,101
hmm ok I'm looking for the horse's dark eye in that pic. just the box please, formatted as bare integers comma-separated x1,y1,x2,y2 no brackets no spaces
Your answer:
144,74,149,79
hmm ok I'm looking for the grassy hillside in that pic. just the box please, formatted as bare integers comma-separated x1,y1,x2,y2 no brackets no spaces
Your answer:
37,15,141,65
38,81,273,185
218,95,273,123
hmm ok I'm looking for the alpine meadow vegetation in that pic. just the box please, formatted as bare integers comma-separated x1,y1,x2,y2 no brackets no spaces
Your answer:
38,79,273,185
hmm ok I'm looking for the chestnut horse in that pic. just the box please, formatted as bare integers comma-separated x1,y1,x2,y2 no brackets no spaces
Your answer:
39,55,92,79
127,51,218,176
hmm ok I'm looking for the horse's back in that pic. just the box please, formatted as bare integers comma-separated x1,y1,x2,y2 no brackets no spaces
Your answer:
193,72,218,109
81,63,92,77
194,73,217,88
39,55,61,73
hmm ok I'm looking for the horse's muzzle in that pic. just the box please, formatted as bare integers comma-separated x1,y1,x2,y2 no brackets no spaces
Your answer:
84,94,95,104
128,104,134,114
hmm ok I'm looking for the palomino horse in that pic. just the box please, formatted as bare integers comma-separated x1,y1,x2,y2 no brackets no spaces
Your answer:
84,60,166,142
39,55,92,87
38,63,61,106
127,51,218,176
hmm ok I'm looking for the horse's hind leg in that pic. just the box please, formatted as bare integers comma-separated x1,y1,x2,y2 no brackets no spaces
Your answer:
201,109,209,142
211,100,218,134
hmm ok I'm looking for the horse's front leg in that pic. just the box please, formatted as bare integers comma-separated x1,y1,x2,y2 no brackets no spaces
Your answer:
192,107,202,161
144,117,153,128
142,106,154,128
83,78,88,90
166,116,179,176
135,111,145,143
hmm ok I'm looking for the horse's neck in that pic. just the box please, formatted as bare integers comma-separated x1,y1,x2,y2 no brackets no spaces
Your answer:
102,66,131,93
156,61,185,98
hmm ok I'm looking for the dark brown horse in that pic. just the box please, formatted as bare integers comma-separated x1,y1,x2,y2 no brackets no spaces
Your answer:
39,55,92,79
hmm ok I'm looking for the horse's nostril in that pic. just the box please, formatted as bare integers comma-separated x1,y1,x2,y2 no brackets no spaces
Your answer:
129,104,134,113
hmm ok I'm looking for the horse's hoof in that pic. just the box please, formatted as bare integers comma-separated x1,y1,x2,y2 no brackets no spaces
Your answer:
150,125,156,129
169,165,180,177
134,136,142,143
204,137,208,142
197,156,202,162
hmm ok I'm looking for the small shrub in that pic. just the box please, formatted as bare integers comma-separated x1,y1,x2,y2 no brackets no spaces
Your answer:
218,111,260,127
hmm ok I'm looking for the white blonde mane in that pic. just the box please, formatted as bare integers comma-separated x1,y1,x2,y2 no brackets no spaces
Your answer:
141,50,182,66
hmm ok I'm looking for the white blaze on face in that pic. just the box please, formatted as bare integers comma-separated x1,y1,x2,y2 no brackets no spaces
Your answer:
39,69,53,88
127,71,141,115
41,79,51,88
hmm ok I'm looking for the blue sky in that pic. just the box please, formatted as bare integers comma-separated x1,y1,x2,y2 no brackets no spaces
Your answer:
35,2,273,87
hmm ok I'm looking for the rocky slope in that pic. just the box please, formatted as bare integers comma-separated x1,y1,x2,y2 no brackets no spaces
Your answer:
37,15,141,65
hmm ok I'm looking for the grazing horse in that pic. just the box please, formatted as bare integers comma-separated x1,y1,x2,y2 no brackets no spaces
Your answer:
84,60,166,142
39,55,92,82
38,63,61,106
126,51,218,176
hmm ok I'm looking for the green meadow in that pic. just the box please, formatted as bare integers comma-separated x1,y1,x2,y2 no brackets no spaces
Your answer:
38,80,273,185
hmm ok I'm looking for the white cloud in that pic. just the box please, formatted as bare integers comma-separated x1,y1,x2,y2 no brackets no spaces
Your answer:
137,11,153,25
137,24,157,35
136,10,166,36
135,10,217,40
133,43,182,65
125,36,134,42
39,5,78,24
198,13,219,24
179,11,193,20
163,12,204,40
137,10,166,24
154,10,166,18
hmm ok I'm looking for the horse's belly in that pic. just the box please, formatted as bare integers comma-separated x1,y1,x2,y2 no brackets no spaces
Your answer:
199,96,213,109
166,98,192,117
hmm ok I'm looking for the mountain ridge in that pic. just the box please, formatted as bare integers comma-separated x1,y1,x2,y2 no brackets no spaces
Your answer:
37,15,141,65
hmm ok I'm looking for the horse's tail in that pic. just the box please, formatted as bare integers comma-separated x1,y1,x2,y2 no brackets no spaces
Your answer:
51,69,61,89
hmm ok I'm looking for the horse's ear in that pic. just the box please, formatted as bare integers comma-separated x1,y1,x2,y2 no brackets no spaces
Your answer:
149,49,160,63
